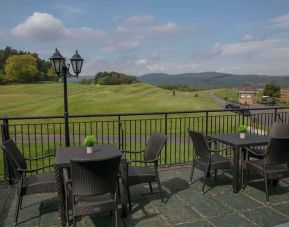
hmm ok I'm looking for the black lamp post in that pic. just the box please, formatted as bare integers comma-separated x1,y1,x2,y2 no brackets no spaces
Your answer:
50,48,84,147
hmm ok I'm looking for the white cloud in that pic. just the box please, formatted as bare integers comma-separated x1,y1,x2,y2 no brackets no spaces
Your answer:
102,41,140,53
116,26,129,33
193,43,223,61
112,15,125,21
52,1,87,15
82,53,204,76
126,15,155,24
221,38,279,55
68,27,106,39
116,22,194,39
240,34,255,42
268,13,289,29
135,59,147,65
196,36,282,60
10,12,106,41
11,12,68,41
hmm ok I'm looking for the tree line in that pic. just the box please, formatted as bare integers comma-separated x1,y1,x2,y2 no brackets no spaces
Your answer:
0,46,57,84
157,84,200,92
79,71,139,85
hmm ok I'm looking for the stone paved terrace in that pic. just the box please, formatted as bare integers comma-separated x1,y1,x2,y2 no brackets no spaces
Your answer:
1,166,289,227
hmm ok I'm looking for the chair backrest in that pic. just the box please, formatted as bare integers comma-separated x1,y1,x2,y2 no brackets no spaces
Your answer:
70,155,121,196
188,130,210,159
264,137,289,165
1,139,27,170
268,122,289,138
144,132,167,161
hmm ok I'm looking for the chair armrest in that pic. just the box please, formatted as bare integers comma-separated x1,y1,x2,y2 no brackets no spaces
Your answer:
122,150,145,154
127,159,159,165
244,147,265,157
209,147,233,153
17,165,52,173
209,149,221,153
25,154,55,161
207,139,217,145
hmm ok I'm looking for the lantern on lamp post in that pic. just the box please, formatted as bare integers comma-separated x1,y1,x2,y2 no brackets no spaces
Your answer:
49,48,84,147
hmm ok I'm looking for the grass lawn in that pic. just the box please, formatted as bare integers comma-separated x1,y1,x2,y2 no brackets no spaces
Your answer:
0,83,246,178
0,83,220,117
214,88,238,102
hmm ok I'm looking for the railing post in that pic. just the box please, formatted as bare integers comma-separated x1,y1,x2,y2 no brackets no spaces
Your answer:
118,115,122,150
63,70,70,147
64,112,70,147
205,111,209,137
1,117,13,185
2,117,10,141
242,109,245,125
274,108,278,122
164,113,168,165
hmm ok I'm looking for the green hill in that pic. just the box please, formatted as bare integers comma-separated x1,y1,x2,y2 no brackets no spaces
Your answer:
0,83,219,117
139,72,289,88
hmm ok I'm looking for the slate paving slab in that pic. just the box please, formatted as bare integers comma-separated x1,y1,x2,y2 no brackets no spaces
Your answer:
242,207,289,227
209,213,255,227
0,185,11,215
221,194,263,211
1,166,289,226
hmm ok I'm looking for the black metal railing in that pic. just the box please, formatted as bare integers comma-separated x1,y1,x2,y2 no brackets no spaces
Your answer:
1,106,289,181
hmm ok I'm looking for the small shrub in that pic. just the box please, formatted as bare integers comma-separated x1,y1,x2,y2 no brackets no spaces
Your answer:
83,135,97,147
237,124,247,133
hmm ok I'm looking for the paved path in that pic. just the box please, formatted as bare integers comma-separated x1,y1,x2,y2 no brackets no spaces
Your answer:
2,167,289,226
208,91,226,108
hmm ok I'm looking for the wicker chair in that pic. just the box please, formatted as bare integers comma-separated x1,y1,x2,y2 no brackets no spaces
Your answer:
64,155,121,227
188,130,233,193
242,137,289,204
248,122,289,159
1,139,56,225
123,132,167,211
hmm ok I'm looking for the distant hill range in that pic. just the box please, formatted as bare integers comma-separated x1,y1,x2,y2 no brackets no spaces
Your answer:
138,72,289,88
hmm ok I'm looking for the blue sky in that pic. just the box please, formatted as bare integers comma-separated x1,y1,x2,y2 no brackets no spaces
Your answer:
1,0,289,76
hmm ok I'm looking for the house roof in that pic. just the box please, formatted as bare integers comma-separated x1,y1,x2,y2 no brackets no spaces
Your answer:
238,83,257,92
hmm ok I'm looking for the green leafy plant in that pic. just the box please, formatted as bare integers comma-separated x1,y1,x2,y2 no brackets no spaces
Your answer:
83,135,97,147
237,124,247,133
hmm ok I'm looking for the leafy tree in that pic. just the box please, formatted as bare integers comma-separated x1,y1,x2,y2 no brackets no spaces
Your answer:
4,54,39,83
263,83,281,98
47,68,59,81
93,71,139,85
0,72,5,85
79,78,94,84
0,46,19,73
98,75,111,85
158,84,198,92
0,46,54,84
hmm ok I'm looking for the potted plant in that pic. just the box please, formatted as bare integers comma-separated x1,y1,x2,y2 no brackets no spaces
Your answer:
83,135,97,153
237,124,248,139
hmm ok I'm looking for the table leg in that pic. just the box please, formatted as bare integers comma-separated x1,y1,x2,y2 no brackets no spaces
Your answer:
120,158,128,218
55,165,66,226
233,146,240,193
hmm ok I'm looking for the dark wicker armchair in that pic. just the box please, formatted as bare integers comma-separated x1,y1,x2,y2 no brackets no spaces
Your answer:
248,122,289,159
242,137,289,204
1,139,56,225
188,130,233,193
64,155,121,227
123,132,167,211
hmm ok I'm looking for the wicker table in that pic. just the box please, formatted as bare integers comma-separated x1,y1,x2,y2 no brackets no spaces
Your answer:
208,133,269,193
55,144,127,226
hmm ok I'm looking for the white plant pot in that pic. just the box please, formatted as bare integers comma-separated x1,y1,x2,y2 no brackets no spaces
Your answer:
240,133,246,139
86,146,93,154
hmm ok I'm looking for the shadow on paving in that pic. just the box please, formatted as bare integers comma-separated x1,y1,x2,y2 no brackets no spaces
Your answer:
2,167,289,226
